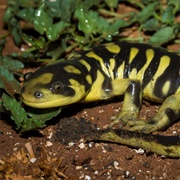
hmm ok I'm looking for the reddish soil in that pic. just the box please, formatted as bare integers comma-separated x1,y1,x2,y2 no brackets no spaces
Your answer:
0,1,180,179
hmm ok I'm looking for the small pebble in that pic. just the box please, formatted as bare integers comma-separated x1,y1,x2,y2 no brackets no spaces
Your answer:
78,143,85,149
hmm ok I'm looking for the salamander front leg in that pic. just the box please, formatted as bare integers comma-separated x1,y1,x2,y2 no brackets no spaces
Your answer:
129,92,180,133
110,80,142,128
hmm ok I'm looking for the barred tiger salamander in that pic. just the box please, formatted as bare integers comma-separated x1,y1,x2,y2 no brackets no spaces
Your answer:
21,42,180,157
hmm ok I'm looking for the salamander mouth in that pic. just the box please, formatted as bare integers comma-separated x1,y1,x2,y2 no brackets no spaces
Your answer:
21,93,76,108
22,98,63,108
20,93,58,108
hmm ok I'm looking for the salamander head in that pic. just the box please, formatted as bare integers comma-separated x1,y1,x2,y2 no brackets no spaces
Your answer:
21,62,89,108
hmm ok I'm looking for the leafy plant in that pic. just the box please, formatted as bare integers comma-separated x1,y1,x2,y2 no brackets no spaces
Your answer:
1,0,180,132
2,93,61,132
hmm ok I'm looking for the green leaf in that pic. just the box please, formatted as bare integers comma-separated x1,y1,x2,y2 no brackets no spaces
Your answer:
58,0,77,22
74,0,104,36
142,18,159,31
46,38,68,60
161,6,174,25
101,19,123,40
22,118,47,131
75,9,97,35
148,26,174,46
44,1,62,19
45,0,78,21
2,93,61,132
0,42,22,95
0,40,5,55
3,1,19,23
142,0,157,5
11,51,41,61
3,7,13,24
0,56,24,71
46,21,69,41
21,107,61,132
76,0,99,12
17,7,35,22
168,0,180,14
33,5,53,34
0,66,21,95
0,41,24,95
137,2,159,23
75,7,124,39
27,107,61,122
2,93,29,130
10,18,23,46
105,0,118,8
22,33,46,49
0,99,7,113
22,107,61,132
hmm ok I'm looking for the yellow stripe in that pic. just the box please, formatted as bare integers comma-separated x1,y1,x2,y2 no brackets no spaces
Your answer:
129,47,139,64
129,68,137,79
116,61,125,79
153,55,170,79
137,49,154,80
109,58,116,79
86,52,109,77
143,55,171,102
177,70,180,93
127,47,139,79
81,70,111,101
110,58,116,70
152,55,170,96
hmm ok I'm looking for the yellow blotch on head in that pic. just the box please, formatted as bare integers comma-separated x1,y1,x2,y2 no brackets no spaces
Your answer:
105,43,121,54
21,73,54,108
86,75,92,84
79,59,91,71
64,65,81,74
69,78,83,87
69,78,86,99
26,73,53,87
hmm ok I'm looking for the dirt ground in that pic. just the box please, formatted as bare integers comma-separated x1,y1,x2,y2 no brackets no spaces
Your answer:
0,1,180,179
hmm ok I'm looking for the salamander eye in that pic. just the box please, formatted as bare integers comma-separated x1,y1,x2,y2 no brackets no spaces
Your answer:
51,82,63,93
24,72,34,81
34,91,43,98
